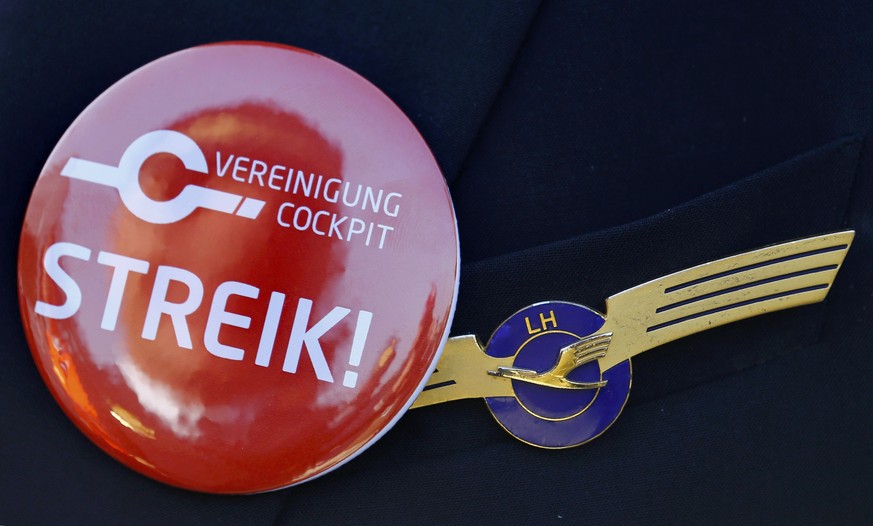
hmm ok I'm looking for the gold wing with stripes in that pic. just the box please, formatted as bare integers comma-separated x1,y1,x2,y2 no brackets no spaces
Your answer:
596,230,853,370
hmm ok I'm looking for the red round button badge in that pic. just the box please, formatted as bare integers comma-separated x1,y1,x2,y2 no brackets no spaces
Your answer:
18,43,459,493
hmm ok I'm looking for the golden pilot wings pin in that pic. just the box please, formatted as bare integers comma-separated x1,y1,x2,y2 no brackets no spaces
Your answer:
412,231,854,448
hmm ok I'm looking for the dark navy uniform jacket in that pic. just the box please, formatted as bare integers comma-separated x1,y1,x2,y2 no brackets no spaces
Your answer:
1,1,871,523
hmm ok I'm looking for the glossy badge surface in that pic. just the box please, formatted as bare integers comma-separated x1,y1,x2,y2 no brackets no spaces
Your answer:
18,42,459,493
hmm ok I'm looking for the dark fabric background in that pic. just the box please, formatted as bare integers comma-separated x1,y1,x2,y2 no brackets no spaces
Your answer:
2,1,872,524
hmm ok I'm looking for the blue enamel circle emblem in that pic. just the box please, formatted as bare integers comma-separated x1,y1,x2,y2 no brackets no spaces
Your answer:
484,301,632,448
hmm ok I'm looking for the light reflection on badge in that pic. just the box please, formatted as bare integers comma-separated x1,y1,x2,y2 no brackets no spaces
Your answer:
412,231,854,448
18,42,460,493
